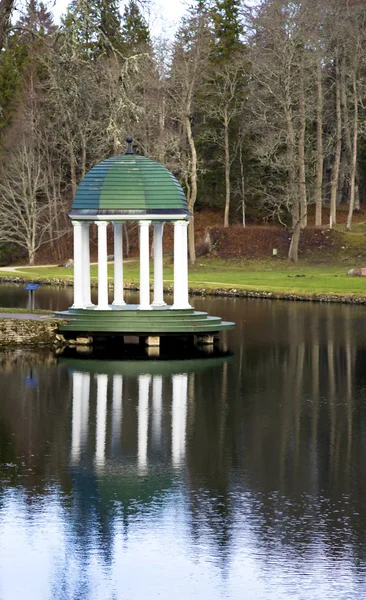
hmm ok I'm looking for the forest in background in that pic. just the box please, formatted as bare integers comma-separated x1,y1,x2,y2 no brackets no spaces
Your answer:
0,0,366,265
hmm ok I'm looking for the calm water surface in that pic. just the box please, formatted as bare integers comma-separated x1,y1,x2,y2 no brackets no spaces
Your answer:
1,285,366,599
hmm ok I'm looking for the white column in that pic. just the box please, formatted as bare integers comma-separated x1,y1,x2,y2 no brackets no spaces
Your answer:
152,375,163,448
138,374,151,473
95,221,110,310
95,374,108,467
81,222,92,307
172,220,191,309
112,375,123,453
152,222,166,307
172,374,188,467
139,220,152,310
112,222,125,306
72,221,84,308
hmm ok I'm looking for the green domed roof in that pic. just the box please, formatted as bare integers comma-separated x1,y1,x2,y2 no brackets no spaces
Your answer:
70,154,190,219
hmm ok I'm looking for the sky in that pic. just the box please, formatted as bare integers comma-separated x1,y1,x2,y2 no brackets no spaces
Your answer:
51,0,188,37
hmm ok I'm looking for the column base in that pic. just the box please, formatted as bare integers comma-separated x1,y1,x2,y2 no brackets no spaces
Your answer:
112,300,126,307
71,303,86,309
151,301,166,307
144,336,160,347
139,305,153,311
171,304,192,310
146,346,160,357
94,305,112,311
195,334,214,346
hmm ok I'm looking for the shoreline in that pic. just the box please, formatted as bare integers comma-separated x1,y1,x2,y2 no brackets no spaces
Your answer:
2,274,366,306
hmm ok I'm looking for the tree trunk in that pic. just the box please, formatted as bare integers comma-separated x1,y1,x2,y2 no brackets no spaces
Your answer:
239,145,246,227
81,136,87,179
315,56,323,227
223,106,231,228
185,114,197,264
69,142,77,198
346,73,358,231
341,55,352,208
288,219,301,263
28,248,35,266
355,179,360,210
0,0,14,51
284,92,299,261
298,57,307,230
330,53,341,228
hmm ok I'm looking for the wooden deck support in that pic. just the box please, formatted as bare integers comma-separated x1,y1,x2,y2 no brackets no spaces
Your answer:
195,334,215,346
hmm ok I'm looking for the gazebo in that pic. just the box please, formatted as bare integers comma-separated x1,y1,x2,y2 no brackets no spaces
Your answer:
57,137,234,347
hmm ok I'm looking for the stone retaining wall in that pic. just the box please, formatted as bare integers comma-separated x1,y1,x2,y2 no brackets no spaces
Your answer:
0,319,65,348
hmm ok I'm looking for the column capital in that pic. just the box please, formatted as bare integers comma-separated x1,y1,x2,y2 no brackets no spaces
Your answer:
139,220,152,226
95,220,109,227
71,220,83,228
174,220,189,227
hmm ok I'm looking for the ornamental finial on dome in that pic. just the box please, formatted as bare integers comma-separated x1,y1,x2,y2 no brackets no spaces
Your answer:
125,136,134,155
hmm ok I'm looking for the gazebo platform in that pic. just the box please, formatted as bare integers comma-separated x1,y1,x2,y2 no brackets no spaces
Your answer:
56,305,234,346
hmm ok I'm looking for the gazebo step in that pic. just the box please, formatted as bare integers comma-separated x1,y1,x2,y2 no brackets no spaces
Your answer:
56,308,234,334
57,310,211,323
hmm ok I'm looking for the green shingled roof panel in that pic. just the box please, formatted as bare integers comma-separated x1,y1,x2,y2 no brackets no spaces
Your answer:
71,154,188,215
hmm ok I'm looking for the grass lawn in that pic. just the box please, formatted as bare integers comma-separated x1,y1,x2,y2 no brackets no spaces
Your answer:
1,258,366,298
0,307,53,314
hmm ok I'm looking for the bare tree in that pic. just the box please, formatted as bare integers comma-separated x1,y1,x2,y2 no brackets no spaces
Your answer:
169,8,211,262
202,58,247,228
0,141,62,264
329,48,342,228
248,0,311,262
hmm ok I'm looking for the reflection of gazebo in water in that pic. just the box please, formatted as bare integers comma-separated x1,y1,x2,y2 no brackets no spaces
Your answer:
65,355,230,514
64,354,231,564
57,137,234,348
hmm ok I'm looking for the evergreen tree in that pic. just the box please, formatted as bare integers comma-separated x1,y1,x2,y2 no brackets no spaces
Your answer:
0,1,55,133
17,0,56,37
0,33,28,131
211,0,242,61
62,0,123,57
121,0,150,53
97,0,123,54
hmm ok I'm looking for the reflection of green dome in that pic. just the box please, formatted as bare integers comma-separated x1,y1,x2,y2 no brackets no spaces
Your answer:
97,470,174,509
70,155,189,217
61,356,231,377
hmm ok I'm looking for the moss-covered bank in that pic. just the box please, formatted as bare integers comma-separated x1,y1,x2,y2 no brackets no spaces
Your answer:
0,318,67,348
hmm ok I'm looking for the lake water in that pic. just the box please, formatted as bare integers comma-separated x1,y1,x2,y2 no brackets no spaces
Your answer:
1,284,366,599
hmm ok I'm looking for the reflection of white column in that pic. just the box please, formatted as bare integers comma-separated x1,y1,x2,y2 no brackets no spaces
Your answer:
96,374,108,466
172,221,191,309
112,375,123,453
172,374,188,466
96,221,110,310
139,221,152,310
138,375,151,472
81,222,92,307
152,376,163,448
81,372,90,445
72,221,84,308
71,372,83,462
152,222,165,307
112,222,125,306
